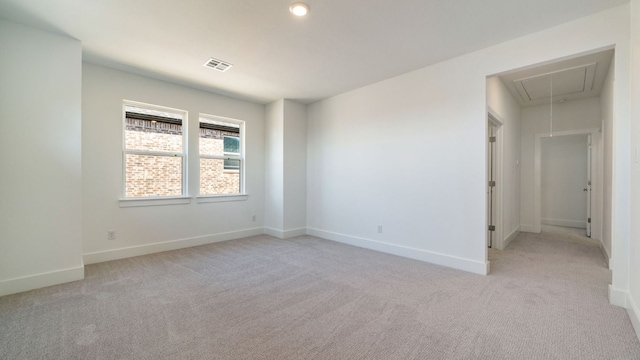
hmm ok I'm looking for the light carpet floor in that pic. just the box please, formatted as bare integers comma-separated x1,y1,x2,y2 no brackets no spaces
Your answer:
1,229,639,359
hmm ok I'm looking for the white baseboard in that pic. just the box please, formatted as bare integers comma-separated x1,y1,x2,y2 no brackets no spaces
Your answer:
628,293,640,342
520,224,539,233
608,254,614,270
502,227,520,250
263,227,306,239
307,227,488,275
609,285,628,308
263,227,282,238
0,265,85,297
541,218,586,229
283,227,307,238
83,227,264,265
599,242,610,269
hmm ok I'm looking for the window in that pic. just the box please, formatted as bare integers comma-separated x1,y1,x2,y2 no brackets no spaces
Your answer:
123,101,186,198
199,115,244,195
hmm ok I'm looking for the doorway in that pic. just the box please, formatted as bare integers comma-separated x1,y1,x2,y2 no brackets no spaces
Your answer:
540,134,591,236
534,128,600,239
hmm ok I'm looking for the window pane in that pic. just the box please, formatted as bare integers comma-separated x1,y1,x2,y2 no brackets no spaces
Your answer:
223,136,240,154
200,158,240,195
125,154,182,197
199,136,224,157
125,128,183,152
223,159,240,170
125,106,183,152
199,118,240,156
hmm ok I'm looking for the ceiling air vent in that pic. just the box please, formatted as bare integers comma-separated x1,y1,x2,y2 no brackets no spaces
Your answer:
203,58,232,72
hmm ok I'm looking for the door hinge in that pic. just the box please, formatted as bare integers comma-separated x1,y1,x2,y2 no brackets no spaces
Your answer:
488,181,496,187
489,136,496,143
488,225,495,231
588,218,591,223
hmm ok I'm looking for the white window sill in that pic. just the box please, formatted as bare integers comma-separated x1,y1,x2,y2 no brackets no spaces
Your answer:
119,196,191,208
197,194,248,203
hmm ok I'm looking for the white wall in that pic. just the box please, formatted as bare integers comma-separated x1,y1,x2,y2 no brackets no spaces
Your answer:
307,5,631,277
264,100,284,232
264,99,307,238
600,56,615,257
486,77,522,248
0,20,83,296
541,135,589,228
520,98,601,232
283,100,307,233
628,0,640,341
82,63,265,263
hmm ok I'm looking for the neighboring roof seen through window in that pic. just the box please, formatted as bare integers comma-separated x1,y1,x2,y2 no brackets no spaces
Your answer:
199,117,240,133
125,105,183,125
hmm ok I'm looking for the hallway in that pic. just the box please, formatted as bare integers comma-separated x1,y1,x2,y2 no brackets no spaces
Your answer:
538,225,601,246
490,225,607,282
487,226,639,357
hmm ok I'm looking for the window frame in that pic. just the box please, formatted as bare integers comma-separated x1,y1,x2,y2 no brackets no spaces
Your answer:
121,100,188,201
198,114,245,197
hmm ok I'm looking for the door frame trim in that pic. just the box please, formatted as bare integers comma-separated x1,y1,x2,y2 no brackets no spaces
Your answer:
487,108,504,250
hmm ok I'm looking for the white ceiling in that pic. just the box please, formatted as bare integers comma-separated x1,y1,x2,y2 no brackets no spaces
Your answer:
498,49,614,107
0,0,628,104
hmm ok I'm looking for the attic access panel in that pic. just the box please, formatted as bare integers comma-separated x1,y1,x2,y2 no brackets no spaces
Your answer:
514,63,596,103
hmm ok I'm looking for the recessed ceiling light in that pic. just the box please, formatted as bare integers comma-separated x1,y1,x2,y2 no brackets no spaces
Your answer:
289,2,309,17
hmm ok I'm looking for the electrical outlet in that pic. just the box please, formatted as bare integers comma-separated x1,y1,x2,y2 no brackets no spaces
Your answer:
377,225,383,233
252,215,256,222
107,230,116,240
